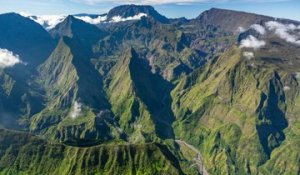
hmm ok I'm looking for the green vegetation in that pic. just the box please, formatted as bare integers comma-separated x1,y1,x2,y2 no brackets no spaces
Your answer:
1,5,300,175
0,129,184,175
171,44,300,174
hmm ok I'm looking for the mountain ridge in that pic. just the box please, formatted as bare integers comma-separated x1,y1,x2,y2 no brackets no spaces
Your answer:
8,5,300,32
106,4,169,23
1,4,300,175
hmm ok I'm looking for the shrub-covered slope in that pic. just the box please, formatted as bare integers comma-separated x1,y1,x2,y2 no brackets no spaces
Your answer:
106,48,175,142
0,129,184,175
171,40,300,174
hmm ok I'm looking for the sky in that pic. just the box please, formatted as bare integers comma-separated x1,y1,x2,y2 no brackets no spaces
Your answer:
0,0,299,21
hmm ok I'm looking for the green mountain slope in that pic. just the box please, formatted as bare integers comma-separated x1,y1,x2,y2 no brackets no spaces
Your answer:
106,48,174,142
171,39,300,174
0,129,184,175
30,36,121,145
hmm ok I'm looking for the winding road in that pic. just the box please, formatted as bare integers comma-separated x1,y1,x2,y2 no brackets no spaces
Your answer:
175,140,209,175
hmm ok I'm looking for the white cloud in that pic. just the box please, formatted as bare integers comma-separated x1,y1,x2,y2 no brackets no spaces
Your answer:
295,72,300,79
73,13,147,24
34,15,66,30
110,13,147,22
237,26,246,33
243,51,254,60
240,35,266,49
284,86,290,91
20,12,66,30
75,15,107,24
265,21,300,45
21,12,108,28
250,24,266,35
20,11,146,28
70,101,82,118
0,48,22,68
19,12,32,17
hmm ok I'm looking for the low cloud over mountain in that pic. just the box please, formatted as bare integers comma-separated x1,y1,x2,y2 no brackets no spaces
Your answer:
266,21,300,45
0,48,22,68
69,101,82,119
20,12,148,30
240,35,266,49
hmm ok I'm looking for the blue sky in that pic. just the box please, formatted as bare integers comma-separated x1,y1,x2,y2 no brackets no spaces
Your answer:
0,0,299,21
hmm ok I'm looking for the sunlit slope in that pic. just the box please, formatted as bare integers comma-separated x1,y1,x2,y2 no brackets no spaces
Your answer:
172,41,300,174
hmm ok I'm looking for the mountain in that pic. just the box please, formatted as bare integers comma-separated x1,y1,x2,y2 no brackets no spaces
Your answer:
171,24,300,174
196,8,300,33
37,4,169,31
49,15,106,41
1,5,300,175
106,4,169,23
195,8,273,33
106,48,175,142
0,129,184,174
31,35,116,144
0,13,55,130
21,13,107,30
0,13,55,68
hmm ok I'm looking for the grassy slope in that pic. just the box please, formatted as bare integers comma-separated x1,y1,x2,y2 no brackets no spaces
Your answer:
30,37,121,145
106,48,156,143
171,44,300,174
0,129,184,175
31,38,78,133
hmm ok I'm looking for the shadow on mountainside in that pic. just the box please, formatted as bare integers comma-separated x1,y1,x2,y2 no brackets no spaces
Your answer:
129,49,176,139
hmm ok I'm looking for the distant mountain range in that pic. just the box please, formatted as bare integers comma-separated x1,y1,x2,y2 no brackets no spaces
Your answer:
0,4,300,175
18,5,169,30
